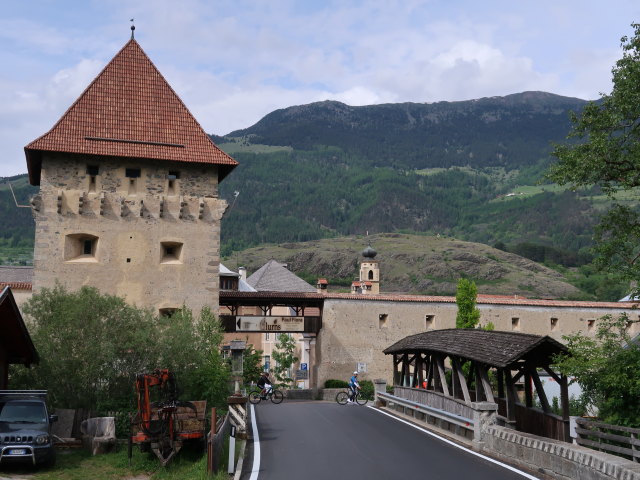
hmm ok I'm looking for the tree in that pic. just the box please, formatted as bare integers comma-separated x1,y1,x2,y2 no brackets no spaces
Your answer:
455,278,480,329
9,285,230,412
553,314,640,427
271,333,299,388
242,344,264,386
548,23,640,294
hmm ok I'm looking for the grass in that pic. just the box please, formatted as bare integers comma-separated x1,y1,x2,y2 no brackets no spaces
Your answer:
218,140,293,155
0,440,235,480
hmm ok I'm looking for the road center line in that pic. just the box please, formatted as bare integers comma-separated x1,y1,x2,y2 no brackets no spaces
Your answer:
249,404,261,480
370,406,540,480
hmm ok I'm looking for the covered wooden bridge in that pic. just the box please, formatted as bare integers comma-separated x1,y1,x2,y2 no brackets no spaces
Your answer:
383,329,571,442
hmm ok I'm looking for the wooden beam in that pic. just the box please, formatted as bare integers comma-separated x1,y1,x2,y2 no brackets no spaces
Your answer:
436,354,450,396
531,369,550,413
497,368,504,398
477,364,495,403
560,374,571,441
504,369,518,422
524,370,533,408
451,357,470,403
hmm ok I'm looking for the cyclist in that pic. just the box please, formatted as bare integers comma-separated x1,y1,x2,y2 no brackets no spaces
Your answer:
348,371,361,403
257,371,271,399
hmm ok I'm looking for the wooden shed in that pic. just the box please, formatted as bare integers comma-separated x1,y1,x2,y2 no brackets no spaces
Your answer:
0,286,39,388
384,328,571,441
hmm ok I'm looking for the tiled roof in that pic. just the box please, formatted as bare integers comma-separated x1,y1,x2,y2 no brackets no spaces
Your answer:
0,282,32,291
323,292,639,309
246,260,316,293
383,328,567,368
0,266,33,283
24,39,237,185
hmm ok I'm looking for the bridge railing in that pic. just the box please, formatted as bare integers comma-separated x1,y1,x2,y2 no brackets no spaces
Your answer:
375,383,497,445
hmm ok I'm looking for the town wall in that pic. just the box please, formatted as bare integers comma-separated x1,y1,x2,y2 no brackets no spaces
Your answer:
316,295,639,387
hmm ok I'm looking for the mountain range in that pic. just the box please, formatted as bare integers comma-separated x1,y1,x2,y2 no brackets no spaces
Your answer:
1,91,628,299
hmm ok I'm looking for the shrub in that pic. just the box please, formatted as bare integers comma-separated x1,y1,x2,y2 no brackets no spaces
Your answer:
359,380,374,400
324,379,348,388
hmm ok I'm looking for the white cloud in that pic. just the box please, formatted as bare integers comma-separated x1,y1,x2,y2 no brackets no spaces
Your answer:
0,0,638,176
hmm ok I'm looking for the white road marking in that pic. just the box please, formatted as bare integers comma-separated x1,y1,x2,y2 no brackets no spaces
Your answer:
249,403,261,480
370,406,541,479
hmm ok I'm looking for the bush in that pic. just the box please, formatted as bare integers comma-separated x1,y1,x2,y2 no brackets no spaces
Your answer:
324,379,348,388
360,380,374,400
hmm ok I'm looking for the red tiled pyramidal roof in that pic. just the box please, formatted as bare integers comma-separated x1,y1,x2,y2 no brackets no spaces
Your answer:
24,39,238,185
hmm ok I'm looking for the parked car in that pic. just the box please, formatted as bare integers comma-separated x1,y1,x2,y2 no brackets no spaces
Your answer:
0,390,57,467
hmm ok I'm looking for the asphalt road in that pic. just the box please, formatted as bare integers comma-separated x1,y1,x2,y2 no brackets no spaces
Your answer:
242,400,542,480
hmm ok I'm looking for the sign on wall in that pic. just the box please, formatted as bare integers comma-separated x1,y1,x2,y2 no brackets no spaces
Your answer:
235,316,305,332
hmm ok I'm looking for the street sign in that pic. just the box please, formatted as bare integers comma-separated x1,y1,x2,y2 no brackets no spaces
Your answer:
296,369,309,380
300,363,308,371
235,316,305,332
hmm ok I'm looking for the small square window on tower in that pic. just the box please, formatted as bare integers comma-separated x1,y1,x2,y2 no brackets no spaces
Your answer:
126,168,141,196
425,314,435,329
379,313,388,328
159,308,177,318
64,233,99,262
167,171,180,196
511,317,520,331
160,241,183,264
550,317,558,331
86,165,100,193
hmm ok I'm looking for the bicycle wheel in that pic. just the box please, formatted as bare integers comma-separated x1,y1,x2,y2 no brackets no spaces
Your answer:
355,392,368,406
336,391,349,405
271,390,284,404
249,391,262,404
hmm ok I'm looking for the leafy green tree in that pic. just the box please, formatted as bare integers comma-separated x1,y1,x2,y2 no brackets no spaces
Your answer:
10,285,159,411
9,285,231,412
553,314,640,427
548,23,640,294
455,278,480,328
171,306,231,410
242,344,264,386
271,333,299,389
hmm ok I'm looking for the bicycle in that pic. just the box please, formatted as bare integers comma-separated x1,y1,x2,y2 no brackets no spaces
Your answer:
249,385,284,404
336,389,368,406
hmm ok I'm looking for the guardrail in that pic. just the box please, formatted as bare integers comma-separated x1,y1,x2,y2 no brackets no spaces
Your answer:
377,391,476,442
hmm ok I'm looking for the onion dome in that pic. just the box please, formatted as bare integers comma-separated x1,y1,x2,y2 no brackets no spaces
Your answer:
362,244,377,259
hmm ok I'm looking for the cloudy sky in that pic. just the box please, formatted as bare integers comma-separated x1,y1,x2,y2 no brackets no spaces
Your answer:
1,0,638,176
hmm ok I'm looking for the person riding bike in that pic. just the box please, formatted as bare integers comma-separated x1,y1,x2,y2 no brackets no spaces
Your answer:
257,371,272,399
348,371,361,403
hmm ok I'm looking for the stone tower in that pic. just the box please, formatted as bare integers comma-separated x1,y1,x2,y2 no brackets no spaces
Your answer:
354,243,380,294
23,38,238,315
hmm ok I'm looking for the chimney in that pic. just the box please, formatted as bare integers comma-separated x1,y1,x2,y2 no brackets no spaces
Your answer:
317,278,328,294
239,267,247,282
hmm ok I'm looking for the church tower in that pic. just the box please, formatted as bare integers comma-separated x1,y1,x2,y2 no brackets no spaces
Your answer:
353,243,380,294
24,36,238,315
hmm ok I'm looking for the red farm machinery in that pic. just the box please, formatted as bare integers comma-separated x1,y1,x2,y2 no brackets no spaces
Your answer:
128,369,206,466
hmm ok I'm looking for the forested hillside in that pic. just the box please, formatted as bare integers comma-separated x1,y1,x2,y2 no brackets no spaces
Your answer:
214,92,601,259
1,91,630,299
0,175,37,264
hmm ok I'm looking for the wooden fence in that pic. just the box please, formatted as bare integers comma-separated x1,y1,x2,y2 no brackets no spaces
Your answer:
206,409,230,474
575,417,640,462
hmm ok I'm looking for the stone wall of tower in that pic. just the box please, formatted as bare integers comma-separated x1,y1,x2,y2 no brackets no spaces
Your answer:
31,152,227,315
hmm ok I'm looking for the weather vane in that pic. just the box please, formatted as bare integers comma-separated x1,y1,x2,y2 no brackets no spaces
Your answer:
130,18,135,39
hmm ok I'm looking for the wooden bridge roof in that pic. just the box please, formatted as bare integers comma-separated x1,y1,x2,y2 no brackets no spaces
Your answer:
383,328,567,369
